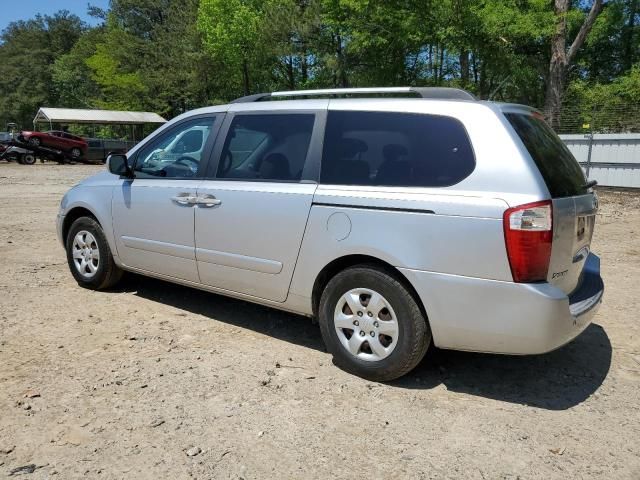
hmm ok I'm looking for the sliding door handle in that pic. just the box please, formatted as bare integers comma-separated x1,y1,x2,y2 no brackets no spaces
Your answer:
196,194,222,207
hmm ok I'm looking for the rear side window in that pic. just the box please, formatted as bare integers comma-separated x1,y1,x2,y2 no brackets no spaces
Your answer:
506,113,587,197
320,111,475,187
217,114,315,181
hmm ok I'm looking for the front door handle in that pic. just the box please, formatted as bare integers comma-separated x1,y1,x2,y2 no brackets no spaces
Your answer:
196,194,222,208
171,193,197,206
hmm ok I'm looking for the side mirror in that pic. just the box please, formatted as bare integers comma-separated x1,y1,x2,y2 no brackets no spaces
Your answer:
107,153,133,177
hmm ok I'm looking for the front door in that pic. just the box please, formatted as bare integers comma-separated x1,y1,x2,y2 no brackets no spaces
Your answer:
112,115,220,282
194,109,324,302
47,131,66,150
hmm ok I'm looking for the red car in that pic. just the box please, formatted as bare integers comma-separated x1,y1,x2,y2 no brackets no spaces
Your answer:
19,130,88,159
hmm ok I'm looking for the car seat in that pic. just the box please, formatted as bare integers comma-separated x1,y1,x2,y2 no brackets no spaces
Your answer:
259,153,291,180
376,144,411,185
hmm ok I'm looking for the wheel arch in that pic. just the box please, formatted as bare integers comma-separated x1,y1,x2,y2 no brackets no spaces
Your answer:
311,254,428,322
62,206,101,244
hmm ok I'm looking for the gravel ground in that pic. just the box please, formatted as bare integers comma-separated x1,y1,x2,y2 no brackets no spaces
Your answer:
0,163,638,479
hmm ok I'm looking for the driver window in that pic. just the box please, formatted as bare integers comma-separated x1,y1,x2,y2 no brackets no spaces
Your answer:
134,117,215,178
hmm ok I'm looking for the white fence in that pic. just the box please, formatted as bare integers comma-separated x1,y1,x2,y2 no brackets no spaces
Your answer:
560,134,640,188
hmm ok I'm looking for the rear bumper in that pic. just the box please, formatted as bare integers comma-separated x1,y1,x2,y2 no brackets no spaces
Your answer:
399,253,604,355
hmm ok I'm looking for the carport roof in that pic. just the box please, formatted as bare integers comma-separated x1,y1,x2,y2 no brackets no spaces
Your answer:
34,107,167,125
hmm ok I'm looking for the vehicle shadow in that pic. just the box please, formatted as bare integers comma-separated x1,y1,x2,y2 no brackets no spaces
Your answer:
118,274,325,352
393,323,612,410
119,274,611,411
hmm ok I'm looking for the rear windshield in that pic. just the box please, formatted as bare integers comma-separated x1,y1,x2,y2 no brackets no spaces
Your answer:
506,113,587,197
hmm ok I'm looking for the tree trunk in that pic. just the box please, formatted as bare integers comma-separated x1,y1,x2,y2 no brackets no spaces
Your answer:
287,55,295,90
544,0,604,129
472,52,478,87
544,1,569,130
479,59,487,99
242,58,250,96
336,33,348,87
301,54,308,84
459,50,469,86
439,45,445,84
623,0,638,72
428,45,434,80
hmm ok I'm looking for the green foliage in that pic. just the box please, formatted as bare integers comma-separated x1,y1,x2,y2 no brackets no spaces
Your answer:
51,29,103,108
0,11,85,129
198,0,266,95
0,0,638,132
564,65,640,132
85,27,147,110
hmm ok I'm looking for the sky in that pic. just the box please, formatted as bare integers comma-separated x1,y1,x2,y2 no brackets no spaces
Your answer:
0,0,110,33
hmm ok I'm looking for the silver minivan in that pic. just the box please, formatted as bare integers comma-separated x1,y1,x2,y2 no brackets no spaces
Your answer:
57,87,604,381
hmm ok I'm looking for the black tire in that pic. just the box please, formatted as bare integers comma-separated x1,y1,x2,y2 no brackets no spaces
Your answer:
22,153,36,165
28,137,41,147
318,265,431,382
66,216,123,290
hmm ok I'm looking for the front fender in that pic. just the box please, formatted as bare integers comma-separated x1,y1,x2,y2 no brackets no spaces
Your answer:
59,185,118,259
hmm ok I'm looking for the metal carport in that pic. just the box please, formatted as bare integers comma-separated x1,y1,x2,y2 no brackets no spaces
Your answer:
33,107,166,143
31,108,167,162
33,108,166,127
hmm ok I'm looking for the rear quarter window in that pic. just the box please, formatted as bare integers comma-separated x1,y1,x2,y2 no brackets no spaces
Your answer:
320,111,475,187
505,113,587,197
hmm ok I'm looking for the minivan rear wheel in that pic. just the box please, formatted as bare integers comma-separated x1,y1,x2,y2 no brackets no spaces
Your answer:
318,265,431,381
66,216,123,290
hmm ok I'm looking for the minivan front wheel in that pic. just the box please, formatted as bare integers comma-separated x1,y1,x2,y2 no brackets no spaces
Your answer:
318,265,431,381
66,217,122,290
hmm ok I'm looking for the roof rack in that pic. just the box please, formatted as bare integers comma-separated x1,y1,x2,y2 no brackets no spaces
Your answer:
230,87,476,103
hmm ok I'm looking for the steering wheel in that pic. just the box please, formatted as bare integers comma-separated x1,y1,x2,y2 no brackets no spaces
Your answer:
174,156,199,174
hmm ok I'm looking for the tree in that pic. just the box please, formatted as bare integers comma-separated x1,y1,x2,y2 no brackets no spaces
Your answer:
544,0,605,128
198,0,265,96
52,28,104,108
0,11,85,128
1,1,638,132
85,27,148,111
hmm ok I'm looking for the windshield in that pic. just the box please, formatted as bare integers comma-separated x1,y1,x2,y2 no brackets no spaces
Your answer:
506,113,587,197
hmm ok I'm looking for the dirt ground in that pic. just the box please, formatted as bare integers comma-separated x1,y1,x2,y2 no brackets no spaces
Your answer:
0,162,638,480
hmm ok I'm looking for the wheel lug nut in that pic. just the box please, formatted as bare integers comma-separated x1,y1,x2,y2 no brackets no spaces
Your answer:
353,320,359,326
357,311,363,317
374,321,379,328
370,331,375,337
359,331,365,337
367,311,373,317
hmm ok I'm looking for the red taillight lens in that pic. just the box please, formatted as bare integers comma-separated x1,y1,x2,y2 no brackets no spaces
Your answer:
503,200,553,283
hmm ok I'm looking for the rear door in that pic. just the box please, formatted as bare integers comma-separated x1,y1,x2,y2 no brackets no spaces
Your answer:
193,106,326,302
506,112,597,294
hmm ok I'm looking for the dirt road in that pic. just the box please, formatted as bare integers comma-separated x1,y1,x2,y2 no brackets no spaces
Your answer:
0,163,638,479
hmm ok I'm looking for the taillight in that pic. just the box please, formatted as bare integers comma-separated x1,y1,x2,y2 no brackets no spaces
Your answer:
503,200,552,283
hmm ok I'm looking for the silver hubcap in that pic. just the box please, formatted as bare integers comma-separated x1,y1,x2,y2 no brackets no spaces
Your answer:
334,288,399,362
72,231,99,278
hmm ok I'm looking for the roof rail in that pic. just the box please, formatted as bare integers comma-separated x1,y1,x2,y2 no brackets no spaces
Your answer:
230,87,476,103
